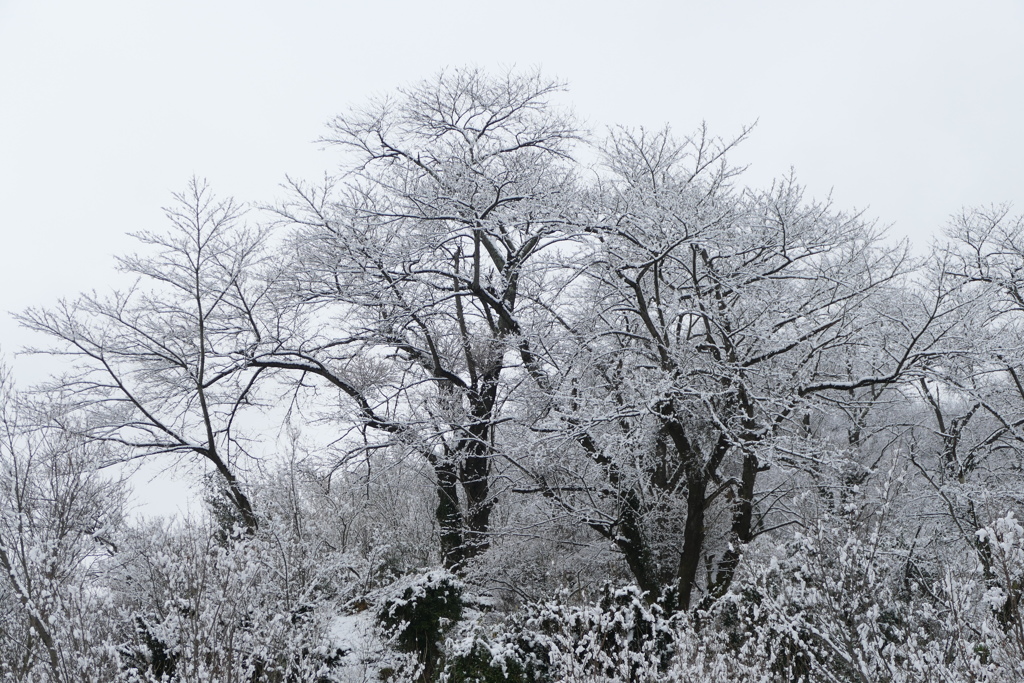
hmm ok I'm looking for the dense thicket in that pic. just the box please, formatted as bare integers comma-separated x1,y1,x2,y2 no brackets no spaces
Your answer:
4,69,1024,681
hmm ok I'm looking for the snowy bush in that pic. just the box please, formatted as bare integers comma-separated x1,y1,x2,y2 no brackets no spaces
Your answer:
973,511,1024,676
0,376,126,682
435,517,1024,683
377,570,464,681
442,584,672,683
694,520,1023,683
113,518,346,683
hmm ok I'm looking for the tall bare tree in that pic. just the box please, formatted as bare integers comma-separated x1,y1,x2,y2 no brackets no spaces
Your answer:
245,68,582,569
18,179,267,532
515,127,958,610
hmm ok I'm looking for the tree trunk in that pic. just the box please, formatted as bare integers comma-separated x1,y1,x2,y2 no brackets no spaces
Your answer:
455,379,499,565
432,458,465,570
459,426,493,563
614,488,663,603
710,451,758,598
207,450,259,534
677,472,708,611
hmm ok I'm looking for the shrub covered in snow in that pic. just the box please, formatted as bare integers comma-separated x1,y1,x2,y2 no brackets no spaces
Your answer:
442,584,671,683
377,570,464,681
114,520,347,683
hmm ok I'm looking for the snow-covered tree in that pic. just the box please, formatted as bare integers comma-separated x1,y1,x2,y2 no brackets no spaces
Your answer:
244,68,583,569
18,179,269,532
509,125,959,610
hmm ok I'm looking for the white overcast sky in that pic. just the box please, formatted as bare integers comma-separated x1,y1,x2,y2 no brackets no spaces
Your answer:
1,0,1022,510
